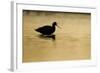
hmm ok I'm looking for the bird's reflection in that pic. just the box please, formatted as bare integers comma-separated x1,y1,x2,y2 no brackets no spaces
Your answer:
38,34,56,41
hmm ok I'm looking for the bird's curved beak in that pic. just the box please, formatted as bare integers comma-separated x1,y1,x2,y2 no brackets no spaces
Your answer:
57,25,61,29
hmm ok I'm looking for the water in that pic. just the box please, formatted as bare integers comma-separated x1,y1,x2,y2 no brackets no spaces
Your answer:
23,10,91,62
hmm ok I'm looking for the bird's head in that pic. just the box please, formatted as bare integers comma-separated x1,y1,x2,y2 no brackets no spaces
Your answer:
52,22,57,26
52,22,61,28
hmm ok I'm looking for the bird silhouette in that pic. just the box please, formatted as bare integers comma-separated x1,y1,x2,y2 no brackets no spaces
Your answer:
35,22,59,35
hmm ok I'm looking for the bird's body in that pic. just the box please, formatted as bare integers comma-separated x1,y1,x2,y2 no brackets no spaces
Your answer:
35,22,57,35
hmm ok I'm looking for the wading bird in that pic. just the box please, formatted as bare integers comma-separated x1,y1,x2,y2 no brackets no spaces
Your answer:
35,22,60,35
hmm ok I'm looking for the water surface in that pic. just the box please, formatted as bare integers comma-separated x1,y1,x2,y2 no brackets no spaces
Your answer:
23,10,91,62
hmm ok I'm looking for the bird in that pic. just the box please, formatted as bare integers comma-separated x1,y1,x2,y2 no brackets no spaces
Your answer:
35,22,59,35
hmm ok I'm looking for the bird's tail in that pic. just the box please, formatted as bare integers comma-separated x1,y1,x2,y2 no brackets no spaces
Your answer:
35,28,39,32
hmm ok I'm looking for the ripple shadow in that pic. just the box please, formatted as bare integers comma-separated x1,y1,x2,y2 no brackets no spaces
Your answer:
37,34,56,41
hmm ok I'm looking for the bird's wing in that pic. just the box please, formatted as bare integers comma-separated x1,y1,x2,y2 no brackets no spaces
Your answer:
36,26,50,30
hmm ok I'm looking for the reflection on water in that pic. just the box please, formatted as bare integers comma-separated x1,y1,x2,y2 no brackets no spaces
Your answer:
38,34,56,41
23,10,91,62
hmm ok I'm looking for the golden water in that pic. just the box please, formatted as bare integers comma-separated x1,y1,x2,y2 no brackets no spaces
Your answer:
23,10,91,62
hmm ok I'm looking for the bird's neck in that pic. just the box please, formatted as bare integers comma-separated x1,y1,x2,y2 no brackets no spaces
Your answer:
52,25,56,27
52,25,56,30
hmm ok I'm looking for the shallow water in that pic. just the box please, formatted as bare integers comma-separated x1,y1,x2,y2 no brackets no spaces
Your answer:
23,11,91,62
